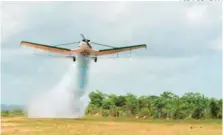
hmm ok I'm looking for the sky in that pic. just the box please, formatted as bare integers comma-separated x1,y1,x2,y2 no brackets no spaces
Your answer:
1,1,222,105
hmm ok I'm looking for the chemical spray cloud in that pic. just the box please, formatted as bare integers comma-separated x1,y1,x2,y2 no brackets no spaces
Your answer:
26,54,90,118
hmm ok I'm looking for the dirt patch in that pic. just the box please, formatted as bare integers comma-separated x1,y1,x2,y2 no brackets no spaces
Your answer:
1,117,222,135
1,117,24,122
2,127,39,134
2,122,20,127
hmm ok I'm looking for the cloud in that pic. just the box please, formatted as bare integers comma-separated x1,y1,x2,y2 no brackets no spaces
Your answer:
1,2,222,104
184,3,221,26
186,4,207,23
209,37,222,51
1,2,33,41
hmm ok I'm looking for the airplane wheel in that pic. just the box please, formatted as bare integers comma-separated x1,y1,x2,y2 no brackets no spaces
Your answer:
94,57,97,62
73,57,76,62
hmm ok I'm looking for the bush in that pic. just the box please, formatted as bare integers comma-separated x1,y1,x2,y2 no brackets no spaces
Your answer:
1,110,10,117
11,109,23,116
102,110,110,117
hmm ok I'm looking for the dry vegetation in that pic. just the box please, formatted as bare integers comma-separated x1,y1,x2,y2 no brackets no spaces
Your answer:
1,116,222,135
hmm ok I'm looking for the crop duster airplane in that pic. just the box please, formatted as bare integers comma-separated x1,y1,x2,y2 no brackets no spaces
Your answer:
20,34,147,62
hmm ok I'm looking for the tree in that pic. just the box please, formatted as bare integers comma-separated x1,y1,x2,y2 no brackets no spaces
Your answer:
102,98,115,110
209,98,220,118
89,90,105,108
125,93,138,115
115,95,126,107
181,92,204,119
217,99,222,118
160,91,178,119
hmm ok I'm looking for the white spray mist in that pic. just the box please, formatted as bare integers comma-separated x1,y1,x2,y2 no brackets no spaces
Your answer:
26,54,90,118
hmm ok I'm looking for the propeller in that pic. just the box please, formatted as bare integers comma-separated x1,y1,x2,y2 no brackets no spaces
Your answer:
80,33,86,40
80,33,92,48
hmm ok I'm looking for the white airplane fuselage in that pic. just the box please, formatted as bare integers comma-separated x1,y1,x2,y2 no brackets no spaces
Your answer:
71,41,97,62
71,41,93,56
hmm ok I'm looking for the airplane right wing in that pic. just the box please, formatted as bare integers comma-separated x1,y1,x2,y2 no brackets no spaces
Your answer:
95,44,147,56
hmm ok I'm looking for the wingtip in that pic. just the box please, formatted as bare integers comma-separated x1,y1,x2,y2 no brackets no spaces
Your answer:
20,41,29,46
20,41,31,44
20,40,27,43
20,41,24,45
145,44,147,50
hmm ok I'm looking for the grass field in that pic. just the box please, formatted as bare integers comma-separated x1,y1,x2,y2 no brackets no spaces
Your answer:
1,116,222,135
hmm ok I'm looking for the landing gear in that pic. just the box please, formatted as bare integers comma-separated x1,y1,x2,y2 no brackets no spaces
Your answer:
73,56,76,62
94,57,97,62
92,57,97,62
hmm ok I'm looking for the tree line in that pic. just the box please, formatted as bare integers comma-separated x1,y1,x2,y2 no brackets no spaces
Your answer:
1,109,23,117
85,90,222,119
1,90,222,119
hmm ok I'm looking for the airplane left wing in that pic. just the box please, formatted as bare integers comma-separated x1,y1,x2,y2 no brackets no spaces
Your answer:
20,41,73,55
95,44,147,56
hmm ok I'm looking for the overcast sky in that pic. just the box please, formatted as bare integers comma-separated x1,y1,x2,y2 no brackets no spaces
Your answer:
1,1,222,105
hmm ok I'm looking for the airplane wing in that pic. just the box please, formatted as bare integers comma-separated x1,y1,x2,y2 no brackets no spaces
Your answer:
95,44,147,56
20,41,73,55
